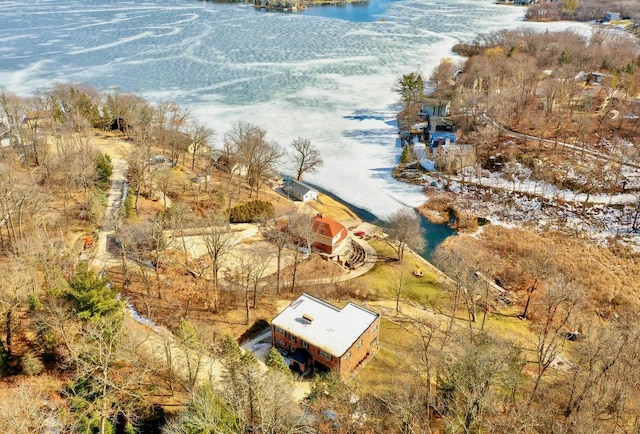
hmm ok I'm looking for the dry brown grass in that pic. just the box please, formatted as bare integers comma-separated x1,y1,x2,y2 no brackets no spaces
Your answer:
418,192,454,224
446,225,640,322
306,193,361,227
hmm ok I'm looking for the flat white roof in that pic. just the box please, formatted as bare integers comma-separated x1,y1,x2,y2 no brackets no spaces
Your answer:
271,293,379,358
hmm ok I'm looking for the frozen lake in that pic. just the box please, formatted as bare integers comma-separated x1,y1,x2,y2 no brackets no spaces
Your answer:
0,0,587,222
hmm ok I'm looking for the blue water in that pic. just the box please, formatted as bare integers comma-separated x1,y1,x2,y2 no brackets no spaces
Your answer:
309,182,455,259
300,0,394,22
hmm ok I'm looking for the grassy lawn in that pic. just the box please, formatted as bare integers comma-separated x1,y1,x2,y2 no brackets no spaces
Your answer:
482,306,534,341
359,239,443,308
356,318,419,394
349,240,547,394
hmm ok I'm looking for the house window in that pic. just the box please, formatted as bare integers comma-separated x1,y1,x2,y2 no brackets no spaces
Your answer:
276,338,286,348
319,349,332,361
356,340,363,349
370,338,378,347
274,326,285,336
301,340,308,349
371,324,379,333
290,335,297,343
343,351,351,361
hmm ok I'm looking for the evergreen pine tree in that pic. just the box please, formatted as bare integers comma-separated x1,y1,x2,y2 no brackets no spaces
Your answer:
66,263,123,320
265,347,293,380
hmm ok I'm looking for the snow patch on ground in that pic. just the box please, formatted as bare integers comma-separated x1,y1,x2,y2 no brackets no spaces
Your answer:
416,163,640,251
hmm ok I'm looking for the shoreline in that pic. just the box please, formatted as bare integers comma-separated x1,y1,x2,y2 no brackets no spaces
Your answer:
304,180,456,258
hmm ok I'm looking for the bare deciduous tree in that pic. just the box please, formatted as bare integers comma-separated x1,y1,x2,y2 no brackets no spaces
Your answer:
391,267,411,314
287,212,315,293
0,382,59,433
224,122,283,199
200,211,235,313
529,274,583,400
291,137,323,181
126,144,151,214
384,209,425,263
520,246,557,320
433,247,477,336
187,120,214,171
226,246,271,325
0,263,32,368
156,101,190,166
437,339,525,434
265,215,291,295
380,379,430,434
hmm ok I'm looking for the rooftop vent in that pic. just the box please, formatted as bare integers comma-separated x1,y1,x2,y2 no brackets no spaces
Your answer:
302,313,314,323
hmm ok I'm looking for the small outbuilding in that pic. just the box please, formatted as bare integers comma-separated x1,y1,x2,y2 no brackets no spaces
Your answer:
420,98,451,118
283,178,318,202
603,12,621,22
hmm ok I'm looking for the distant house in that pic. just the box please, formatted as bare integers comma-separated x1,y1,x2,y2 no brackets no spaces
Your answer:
187,141,209,155
283,178,318,202
419,98,451,118
192,173,211,184
271,293,380,378
22,110,53,126
215,155,248,176
312,214,349,254
428,131,457,155
254,0,305,11
0,134,12,148
575,71,611,85
435,143,476,173
603,12,621,22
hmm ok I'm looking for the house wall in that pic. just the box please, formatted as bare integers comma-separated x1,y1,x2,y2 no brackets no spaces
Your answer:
286,188,317,202
421,103,451,117
303,191,318,202
271,325,340,372
435,145,476,172
337,316,380,377
290,190,304,201
313,232,337,253
271,315,380,379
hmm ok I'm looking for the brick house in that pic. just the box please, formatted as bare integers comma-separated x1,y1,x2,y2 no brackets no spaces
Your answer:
271,293,380,379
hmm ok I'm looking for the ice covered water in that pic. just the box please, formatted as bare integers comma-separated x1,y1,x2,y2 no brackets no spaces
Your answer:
0,0,588,219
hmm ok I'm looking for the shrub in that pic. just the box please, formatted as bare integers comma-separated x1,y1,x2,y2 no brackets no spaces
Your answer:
21,350,44,376
123,188,135,218
452,208,479,231
400,144,414,164
229,200,275,223
95,153,113,191
27,294,42,311
265,347,293,380
0,346,7,377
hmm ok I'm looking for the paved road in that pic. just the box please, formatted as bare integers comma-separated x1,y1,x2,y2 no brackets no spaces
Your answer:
483,113,640,170
91,158,128,271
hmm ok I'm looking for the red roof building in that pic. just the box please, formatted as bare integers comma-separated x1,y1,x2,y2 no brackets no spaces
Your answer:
311,214,348,254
